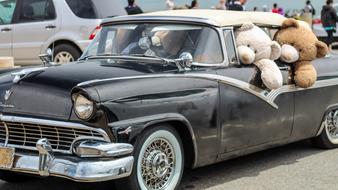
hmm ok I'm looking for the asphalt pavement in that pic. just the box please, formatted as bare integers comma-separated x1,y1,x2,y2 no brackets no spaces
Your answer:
1,140,338,190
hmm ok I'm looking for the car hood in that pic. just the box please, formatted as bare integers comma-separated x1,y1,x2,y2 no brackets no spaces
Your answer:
2,60,173,120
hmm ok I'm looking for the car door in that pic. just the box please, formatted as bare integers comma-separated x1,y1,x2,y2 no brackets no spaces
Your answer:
217,29,294,153
0,0,17,57
11,0,57,64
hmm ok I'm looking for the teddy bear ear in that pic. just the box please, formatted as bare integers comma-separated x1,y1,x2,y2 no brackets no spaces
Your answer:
316,41,329,58
281,18,299,29
237,22,255,32
270,41,282,60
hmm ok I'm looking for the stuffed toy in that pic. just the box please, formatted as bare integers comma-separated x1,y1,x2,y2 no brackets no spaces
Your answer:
274,18,329,88
235,23,283,90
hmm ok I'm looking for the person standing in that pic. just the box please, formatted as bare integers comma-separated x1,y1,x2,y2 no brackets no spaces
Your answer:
165,0,175,10
189,0,199,9
321,0,338,50
228,0,243,11
125,0,143,15
272,3,279,14
215,0,226,10
302,0,316,28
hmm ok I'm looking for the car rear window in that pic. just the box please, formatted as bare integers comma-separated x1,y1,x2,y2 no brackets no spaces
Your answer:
65,0,126,19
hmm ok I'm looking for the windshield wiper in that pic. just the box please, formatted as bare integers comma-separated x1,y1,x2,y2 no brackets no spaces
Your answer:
129,54,191,72
79,53,193,72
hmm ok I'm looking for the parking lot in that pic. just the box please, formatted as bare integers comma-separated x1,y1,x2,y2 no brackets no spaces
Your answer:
1,140,337,190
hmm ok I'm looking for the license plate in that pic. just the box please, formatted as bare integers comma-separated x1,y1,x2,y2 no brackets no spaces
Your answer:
0,147,14,169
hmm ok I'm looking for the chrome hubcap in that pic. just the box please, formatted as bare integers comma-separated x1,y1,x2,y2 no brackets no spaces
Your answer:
54,51,74,63
141,138,175,189
326,110,338,139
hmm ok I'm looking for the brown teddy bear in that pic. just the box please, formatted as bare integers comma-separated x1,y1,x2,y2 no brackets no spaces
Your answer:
274,18,329,88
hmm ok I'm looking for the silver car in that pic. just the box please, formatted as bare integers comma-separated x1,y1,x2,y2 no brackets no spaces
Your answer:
0,0,126,66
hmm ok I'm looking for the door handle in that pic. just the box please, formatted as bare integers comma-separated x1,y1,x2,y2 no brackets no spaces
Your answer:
1,28,12,32
45,25,56,29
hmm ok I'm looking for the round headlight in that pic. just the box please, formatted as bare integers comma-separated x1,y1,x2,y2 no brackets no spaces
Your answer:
73,94,95,120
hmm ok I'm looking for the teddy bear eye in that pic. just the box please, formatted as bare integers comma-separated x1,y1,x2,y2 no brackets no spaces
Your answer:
247,44,250,48
254,50,257,53
290,43,294,46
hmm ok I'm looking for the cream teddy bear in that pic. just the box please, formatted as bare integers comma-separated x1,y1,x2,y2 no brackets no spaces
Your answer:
235,23,283,90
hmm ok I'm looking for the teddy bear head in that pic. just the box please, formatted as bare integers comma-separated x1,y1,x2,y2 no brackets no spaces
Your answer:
274,18,328,63
235,22,281,65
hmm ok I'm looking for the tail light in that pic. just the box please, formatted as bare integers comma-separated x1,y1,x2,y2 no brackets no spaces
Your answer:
312,18,322,25
89,26,102,40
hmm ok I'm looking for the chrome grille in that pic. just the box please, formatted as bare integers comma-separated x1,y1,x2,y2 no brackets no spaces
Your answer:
0,119,109,154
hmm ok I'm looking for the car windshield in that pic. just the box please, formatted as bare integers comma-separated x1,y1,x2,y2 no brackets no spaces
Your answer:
82,23,224,64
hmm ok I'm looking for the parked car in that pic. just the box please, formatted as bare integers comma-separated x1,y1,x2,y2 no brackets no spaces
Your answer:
0,0,126,66
0,10,337,190
313,3,338,44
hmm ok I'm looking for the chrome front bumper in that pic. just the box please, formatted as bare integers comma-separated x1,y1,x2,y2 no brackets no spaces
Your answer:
0,139,134,182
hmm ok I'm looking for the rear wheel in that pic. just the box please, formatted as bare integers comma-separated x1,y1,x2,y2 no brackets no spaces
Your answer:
312,109,338,149
117,125,184,190
0,170,32,183
53,44,81,64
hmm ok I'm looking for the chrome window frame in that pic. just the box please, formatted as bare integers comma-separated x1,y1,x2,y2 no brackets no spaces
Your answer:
100,19,229,68
222,27,240,66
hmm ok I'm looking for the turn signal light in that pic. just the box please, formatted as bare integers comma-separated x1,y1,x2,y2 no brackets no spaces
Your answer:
89,26,102,40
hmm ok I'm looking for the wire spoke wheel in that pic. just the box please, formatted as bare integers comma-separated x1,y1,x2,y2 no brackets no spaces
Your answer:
136,128,183,190
326,110,338,142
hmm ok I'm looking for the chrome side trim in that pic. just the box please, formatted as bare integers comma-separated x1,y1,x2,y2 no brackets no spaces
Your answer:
0,115,111,143
3,122,9,146
78,74,338,109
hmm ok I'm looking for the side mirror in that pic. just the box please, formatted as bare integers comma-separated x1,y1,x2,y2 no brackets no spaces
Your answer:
39,48,57,66
177,52,193,68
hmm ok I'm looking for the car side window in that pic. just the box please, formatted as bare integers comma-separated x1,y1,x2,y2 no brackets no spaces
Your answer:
223,29,238,65
0,0,17,25
65,0,97,19
15,0,55,23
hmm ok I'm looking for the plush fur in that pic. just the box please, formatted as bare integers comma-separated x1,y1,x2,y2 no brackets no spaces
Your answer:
235,23,283,90
275,18,329,88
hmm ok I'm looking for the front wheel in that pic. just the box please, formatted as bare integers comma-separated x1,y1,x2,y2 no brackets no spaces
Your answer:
312,109,338,149
117,125,184,190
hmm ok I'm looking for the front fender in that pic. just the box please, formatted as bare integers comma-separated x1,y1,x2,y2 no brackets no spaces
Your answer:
108,113,198,166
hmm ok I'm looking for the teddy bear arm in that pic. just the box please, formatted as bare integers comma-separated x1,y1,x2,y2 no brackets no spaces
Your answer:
254,59,283,90
294,61,317,88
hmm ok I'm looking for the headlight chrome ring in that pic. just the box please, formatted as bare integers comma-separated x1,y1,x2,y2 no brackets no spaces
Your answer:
73,93,95,120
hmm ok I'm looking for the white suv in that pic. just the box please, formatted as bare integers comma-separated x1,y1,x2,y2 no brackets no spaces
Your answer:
0,0,126,65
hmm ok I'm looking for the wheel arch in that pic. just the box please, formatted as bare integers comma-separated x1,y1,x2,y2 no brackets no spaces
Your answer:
109,113,198,168
316,103,338,136
48,39,82,54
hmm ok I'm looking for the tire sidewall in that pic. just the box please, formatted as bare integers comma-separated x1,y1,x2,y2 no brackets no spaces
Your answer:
53,44,81,63
130,125,184,190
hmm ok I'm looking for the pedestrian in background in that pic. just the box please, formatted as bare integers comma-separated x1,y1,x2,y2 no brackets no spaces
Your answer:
189,0,199,9
302,0,316,28
165,0,175,10
228,0,243,11
125,0,143,15
215,0,226,10
272,3,281,14
321,0,338,51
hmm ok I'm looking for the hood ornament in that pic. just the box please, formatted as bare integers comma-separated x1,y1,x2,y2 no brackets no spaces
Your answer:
11,67,46,84
4,90,12,101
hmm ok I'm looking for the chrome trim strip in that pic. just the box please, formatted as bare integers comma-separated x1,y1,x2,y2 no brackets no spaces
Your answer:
78,74,338,109
3,122,9,146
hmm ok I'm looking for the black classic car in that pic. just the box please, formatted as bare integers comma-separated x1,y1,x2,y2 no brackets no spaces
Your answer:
0,10,338,190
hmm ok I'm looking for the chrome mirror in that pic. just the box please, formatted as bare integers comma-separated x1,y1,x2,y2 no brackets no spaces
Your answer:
178,52,193,68
39,48,57,66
